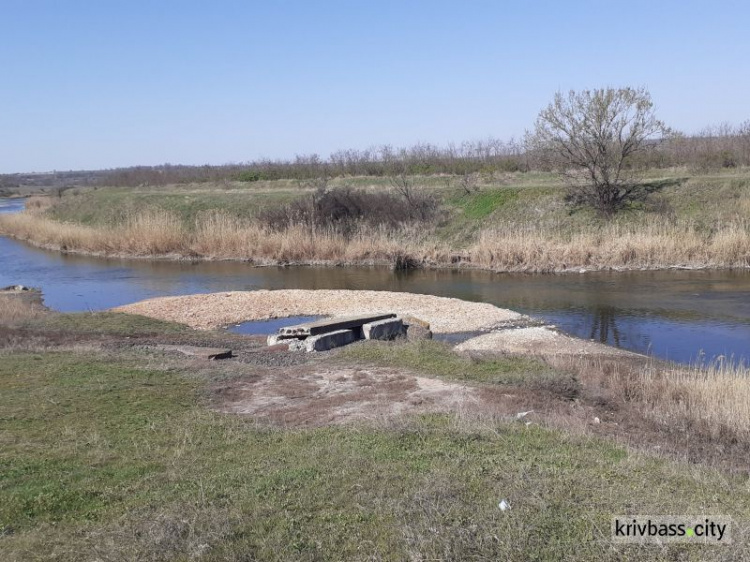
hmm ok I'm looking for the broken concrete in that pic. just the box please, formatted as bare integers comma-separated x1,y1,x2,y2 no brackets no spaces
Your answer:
304,329,358,352
279,313,396,337
362,318,405,340
266,333,304,346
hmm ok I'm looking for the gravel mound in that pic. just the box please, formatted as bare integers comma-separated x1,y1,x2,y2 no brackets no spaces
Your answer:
113,289,524,333
455,327,638,357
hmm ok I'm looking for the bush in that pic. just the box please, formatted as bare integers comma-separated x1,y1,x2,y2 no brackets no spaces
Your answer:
236,170,263,182
259,187,439,237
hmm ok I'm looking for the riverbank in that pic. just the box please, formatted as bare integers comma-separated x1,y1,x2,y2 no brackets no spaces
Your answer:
2,207,750,272
118,289,750,449
1,169,749,272
2,288,750,559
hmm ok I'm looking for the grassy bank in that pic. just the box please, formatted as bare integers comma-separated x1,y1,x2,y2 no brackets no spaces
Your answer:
1,169,749,270
3,295,750,559
345,340,750,449
2,350,749,560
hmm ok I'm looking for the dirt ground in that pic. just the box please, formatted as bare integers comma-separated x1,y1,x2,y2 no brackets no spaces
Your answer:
215,364,482,426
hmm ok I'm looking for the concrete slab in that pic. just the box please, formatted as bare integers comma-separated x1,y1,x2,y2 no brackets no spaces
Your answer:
304,329,358,352
267,333,304,346
279,313,396,337
363,318,405,340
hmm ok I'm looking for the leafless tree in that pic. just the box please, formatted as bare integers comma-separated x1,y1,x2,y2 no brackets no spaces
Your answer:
526,87,670,216
456,171,481,195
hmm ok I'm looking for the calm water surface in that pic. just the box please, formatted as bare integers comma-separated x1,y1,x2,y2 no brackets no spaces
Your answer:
2,197,749,364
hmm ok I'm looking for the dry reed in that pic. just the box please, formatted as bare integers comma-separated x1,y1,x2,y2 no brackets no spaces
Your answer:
560,354,750,444
470,219,750,270
24,195,55,212
627,360,750,441
1,209,749,270
0,295,46,323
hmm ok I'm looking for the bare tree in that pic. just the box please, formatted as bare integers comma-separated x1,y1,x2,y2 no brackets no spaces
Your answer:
526,87,670,216
456,171,481,195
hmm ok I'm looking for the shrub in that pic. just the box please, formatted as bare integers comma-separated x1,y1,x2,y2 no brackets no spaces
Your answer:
259,187,439,237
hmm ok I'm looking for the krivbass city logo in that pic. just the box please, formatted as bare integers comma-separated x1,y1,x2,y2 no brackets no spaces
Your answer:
611,516,732,544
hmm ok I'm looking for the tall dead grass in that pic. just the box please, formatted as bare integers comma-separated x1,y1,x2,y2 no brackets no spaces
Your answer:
0,210,443,264
24,195,55,212
560,354,750,444
0,294,46,324
628,360,750,441
471,219,750,270
1,209,749,270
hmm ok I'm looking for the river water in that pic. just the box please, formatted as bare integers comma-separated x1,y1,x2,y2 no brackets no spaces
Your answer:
2,197,749,364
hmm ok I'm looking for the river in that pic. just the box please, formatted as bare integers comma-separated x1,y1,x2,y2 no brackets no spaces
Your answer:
2,197,749,364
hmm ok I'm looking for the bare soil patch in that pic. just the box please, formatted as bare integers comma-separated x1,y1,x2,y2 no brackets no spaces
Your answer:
215,364,484,426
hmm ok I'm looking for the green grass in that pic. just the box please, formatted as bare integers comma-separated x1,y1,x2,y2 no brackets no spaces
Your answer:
21,311,190,337
48,186,300,227
41,169,750,250
1,350,748,560
339,339,573,389
450,188,520,220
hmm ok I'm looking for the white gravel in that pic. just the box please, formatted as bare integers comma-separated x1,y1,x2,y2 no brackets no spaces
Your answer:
455,327,638,357
113,289,525,333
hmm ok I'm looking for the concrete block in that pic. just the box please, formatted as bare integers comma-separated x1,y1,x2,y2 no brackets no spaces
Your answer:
279,313,396,337
267,334,304,346
304,329,357,352
288,339,306,352
362,318,405,341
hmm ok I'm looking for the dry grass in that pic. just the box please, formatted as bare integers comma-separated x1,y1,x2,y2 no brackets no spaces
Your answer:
554,354,750,444
0,294,46,324
23,195,55,212
0,210,443,264
630,360,750,440
2,208,749,270
470,218,750,270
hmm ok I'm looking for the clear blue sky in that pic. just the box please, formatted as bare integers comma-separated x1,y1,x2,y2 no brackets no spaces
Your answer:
2,0,748,173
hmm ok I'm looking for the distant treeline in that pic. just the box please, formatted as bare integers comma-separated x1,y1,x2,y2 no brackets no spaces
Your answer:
2,122,749,189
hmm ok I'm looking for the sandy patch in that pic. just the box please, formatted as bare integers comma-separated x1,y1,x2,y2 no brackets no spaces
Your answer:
455,326,639,357
215,366,485,426
113,289,525,333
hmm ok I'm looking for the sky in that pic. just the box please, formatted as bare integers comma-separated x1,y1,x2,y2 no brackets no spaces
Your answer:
2,0,749,173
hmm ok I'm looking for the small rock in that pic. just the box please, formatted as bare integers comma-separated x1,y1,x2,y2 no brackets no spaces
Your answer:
498,499,511,511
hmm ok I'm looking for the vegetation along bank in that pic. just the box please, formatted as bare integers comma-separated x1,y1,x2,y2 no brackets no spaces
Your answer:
1,168,749,272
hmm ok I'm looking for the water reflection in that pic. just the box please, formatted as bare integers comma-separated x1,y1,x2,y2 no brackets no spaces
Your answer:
589,305,621,346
